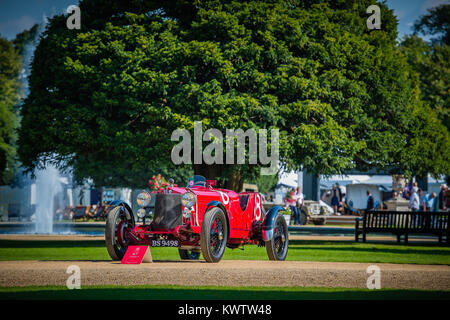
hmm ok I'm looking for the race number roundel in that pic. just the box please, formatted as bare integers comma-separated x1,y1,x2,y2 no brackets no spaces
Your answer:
217,191,230,205
254,194,262,221
191,205,199,226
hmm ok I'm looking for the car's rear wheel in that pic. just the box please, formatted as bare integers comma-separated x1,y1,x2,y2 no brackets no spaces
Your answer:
105,205,135,260
178,249,201,260
200,207,228,263
265,214,289,261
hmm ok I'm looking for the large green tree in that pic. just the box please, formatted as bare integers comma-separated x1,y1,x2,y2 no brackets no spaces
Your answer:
400,35,449,132
402,4,450,133
402,4,450,182
0,37,21,185
414,4,450,45
18,0,449,190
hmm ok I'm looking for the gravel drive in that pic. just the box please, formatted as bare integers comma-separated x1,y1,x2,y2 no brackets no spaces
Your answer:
1,235,448,290
0,260,449,290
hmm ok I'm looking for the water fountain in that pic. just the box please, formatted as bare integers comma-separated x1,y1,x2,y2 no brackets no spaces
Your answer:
34,164,63,234
18,19,65,234
2,15,101,236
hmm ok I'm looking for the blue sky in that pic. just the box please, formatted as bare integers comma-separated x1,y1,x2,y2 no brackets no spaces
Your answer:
387,0,449,39
0,0,449,40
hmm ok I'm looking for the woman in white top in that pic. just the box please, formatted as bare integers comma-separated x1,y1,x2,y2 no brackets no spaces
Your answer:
294,187,304,225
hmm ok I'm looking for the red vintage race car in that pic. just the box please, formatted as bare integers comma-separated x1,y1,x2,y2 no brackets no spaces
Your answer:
105,175,288,262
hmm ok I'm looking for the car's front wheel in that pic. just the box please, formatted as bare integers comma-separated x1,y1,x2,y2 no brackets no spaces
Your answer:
200,207,228,263
105,205,135,260
265,214,289,261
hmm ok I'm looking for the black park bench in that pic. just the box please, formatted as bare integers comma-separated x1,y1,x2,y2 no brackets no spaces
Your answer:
355,211,449,244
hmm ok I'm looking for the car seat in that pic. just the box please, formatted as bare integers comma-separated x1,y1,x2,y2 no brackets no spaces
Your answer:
238,194,250,211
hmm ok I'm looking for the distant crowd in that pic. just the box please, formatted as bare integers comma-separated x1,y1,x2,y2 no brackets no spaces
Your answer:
365,182,450,212
283,181,450,224
401,182,449,212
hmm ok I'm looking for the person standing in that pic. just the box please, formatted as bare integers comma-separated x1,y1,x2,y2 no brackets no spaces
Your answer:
422,192,436,212
439,184,448,211
402,180,412,200
446,187,450,212
366,190,374,211
285,188,297,225
295,187,304,225
409,187,420,212
331,185,340,215
431,192,440,212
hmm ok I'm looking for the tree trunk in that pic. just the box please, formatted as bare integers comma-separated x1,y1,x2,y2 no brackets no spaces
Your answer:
193,164,243,192
225,170,243,192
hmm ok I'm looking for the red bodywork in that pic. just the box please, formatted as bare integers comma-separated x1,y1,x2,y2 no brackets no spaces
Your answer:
124,182,265,249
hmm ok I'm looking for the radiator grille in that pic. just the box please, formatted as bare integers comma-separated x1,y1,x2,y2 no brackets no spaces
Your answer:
152,194,182,229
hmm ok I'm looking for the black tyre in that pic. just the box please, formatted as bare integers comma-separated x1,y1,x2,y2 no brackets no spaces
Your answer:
200,207,228,263
178,249,201,260
105,205,135,260
265,214,289,261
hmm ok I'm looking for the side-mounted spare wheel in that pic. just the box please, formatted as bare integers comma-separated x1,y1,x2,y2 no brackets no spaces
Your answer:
265,213,289,261
200,207,228,263
105,205,135,260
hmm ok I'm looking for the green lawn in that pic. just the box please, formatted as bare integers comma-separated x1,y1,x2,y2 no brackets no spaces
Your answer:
0,285,449,300
0,239,449,264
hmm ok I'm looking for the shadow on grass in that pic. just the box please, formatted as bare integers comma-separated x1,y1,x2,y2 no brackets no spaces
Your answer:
2,239,448,260
0,240,105,248
3,239,448,249
288,245,450,256
34,260,203,263
1,287,449,300
288,240,449,247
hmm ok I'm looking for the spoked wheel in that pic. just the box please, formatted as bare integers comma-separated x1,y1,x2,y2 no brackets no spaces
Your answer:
265,214,289,261
105,205,135,260
201,207,228,263
178,249,201,260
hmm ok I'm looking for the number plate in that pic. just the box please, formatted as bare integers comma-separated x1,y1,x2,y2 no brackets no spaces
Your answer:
151,240,179,247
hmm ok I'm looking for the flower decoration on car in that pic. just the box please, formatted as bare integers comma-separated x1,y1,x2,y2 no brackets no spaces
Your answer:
148,174,177,191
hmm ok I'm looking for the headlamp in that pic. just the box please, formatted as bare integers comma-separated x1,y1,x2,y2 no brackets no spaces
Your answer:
136,191,151,207
183,208,191,219
137,208,146,218
181,191,196,209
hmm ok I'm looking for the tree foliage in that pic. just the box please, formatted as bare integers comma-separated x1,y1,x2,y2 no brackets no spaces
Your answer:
249,173,278,195
400,6,450,179
0,37,21,185
18,0,449,190
13,24,40,56
414,4,450,45
400,35,449,132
